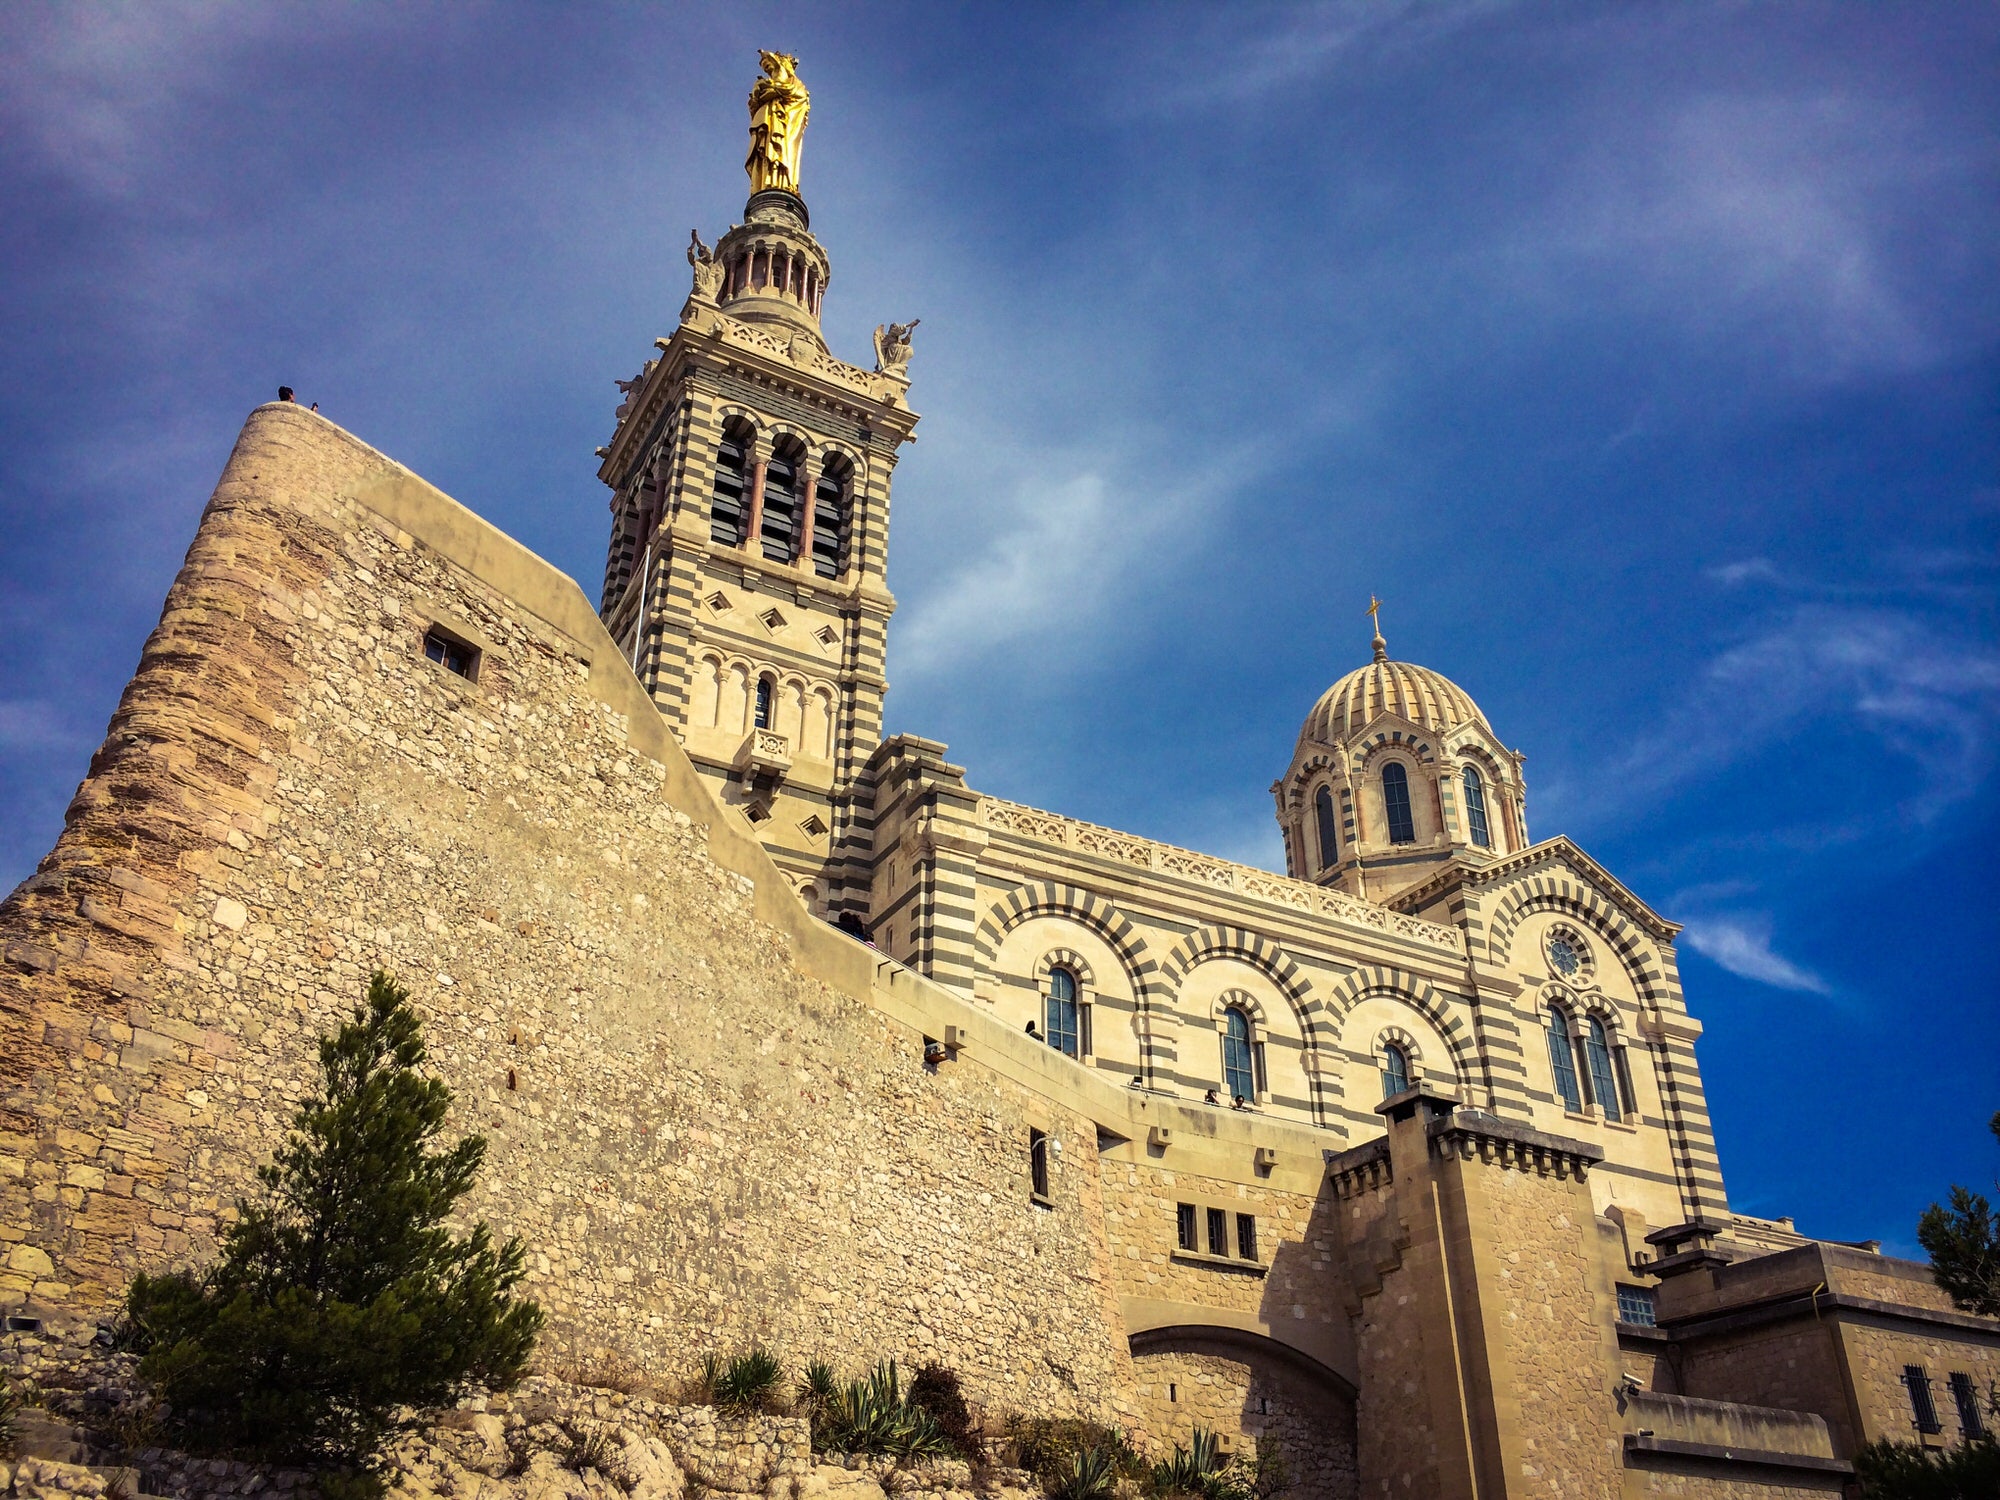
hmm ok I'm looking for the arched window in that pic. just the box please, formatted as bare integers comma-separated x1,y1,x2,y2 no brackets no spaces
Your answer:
1584,1016,1623,1122
1381,1041,1410,1098
1221,1007,1255,1103
711,423,750,546
1546,1009,1582,1112
1462,765,1491,848
754,676,774,731
811,456,849,579
1314,785,1340,871
761,443,803,562
1381,762,1417,845
1045,966,1080,1058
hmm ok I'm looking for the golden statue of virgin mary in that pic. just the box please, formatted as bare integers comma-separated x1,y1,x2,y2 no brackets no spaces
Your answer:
746,51,810,196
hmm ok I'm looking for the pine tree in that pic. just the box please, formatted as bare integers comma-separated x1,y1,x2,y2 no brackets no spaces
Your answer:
1917,1111,2000,1318
127,971,542,1486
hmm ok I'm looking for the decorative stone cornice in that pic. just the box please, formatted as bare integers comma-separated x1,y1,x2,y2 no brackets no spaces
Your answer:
1324,1138,1393,1199
977,796,1463,956
1425,1108,1603,1180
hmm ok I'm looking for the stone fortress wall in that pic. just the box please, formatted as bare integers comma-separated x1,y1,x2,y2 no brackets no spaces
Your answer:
4,403,1997,1496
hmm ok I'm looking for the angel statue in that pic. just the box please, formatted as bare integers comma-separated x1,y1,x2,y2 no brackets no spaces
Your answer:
872,319,920,378
686,230,723,300
746,51,810,196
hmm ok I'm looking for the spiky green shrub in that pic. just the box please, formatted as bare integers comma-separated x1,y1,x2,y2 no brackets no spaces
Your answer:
1006,1417,1146,1494
1152,1429,1258,1500
812,1362,950,1458
1046,1443,1119,1500
713,1348,787,1413
797,1357,840,1419
124,972,541,1490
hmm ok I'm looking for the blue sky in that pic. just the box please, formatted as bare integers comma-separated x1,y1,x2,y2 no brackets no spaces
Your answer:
2,3,1995,1252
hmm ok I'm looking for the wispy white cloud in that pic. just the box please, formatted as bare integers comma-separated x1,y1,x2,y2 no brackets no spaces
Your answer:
1709,557,1777,586
1587,604,2000,833
1680,912,1830,995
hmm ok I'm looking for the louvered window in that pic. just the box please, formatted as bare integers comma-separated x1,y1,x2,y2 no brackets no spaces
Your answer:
711,428,748,545
761,448,801,562
812,467,847,578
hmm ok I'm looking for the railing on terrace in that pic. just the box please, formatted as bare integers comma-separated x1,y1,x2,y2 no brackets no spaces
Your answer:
977,797,1463,955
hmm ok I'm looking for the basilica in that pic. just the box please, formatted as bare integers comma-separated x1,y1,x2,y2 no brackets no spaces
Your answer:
3,53,1996,1500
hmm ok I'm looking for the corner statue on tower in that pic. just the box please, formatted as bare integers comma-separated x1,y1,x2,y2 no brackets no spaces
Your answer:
746,51,810,196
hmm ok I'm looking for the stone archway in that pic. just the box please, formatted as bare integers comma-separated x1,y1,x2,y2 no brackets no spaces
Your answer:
1128,1326,1358,1499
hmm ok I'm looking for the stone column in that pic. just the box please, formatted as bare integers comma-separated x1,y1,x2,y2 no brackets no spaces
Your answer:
744,454,768,553
797,459,818,566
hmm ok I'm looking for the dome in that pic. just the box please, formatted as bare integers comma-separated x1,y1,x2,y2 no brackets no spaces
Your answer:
1299,641,1488,746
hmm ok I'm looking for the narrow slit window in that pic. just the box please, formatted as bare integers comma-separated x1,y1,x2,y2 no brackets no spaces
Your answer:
1236,1213,1258,1262
1029,1129,1050,1202
754,677,774,730
1176,1202,1197,1252
1903,1365,1942,1434
1206,1207,1228,1257
1462,765,1491,848
422,627,478,680
1382,762,1417,844
1547,1010,1583,1111
1314,785,1340,870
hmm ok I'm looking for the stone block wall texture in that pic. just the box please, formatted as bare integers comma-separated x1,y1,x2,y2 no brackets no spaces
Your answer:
0,405,1135,1426
1126,1348,1357,1500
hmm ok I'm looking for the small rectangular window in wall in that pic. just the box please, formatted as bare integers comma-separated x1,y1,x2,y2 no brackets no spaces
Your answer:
1028,1129,1050,1203
1949,1371,1987,1436
1903,1365,1942,1434
1236,1214,1258,1262
1206,1207,1228,1257
1615,1284,1657,1327
423,627,479,681
1176,1203,1197,1252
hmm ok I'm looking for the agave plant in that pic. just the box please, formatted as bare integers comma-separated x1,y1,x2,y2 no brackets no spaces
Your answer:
796,1358,839,1417
1153,1428,1247,1500
815,1361,951,1459
713,1347,786,1412
1047,1443,1118,1500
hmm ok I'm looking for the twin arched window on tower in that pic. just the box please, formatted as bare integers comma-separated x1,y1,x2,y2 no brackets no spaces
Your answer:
710,421,851,578
1546,1006,1630,1122
1313,786,1340,871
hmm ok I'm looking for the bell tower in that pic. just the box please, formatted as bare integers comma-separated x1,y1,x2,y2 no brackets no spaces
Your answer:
596,52,920,908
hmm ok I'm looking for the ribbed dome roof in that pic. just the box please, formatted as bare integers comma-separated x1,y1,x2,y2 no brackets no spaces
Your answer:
1301,646,1488,745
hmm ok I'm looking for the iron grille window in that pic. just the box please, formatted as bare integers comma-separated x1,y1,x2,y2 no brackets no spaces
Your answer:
1462,766,1491,848
1381,1042,1411,1098
811,470,846,578
1949,1372,1986,1436
1029,1129,1050,1202
711,430,748,545
1045,967,1080,1058
1382,762,1417,844
1904,1365,1942,1434
1222,1008,1255,1103
1314,785,1340,870
762,449,801,562
1176,1203,1197,1252
1585,1017,1623,1122
1206,1207,1228,1257
1547,1011,1583,1111
1236,1214,1258,1262
1616,1284,1657,1327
